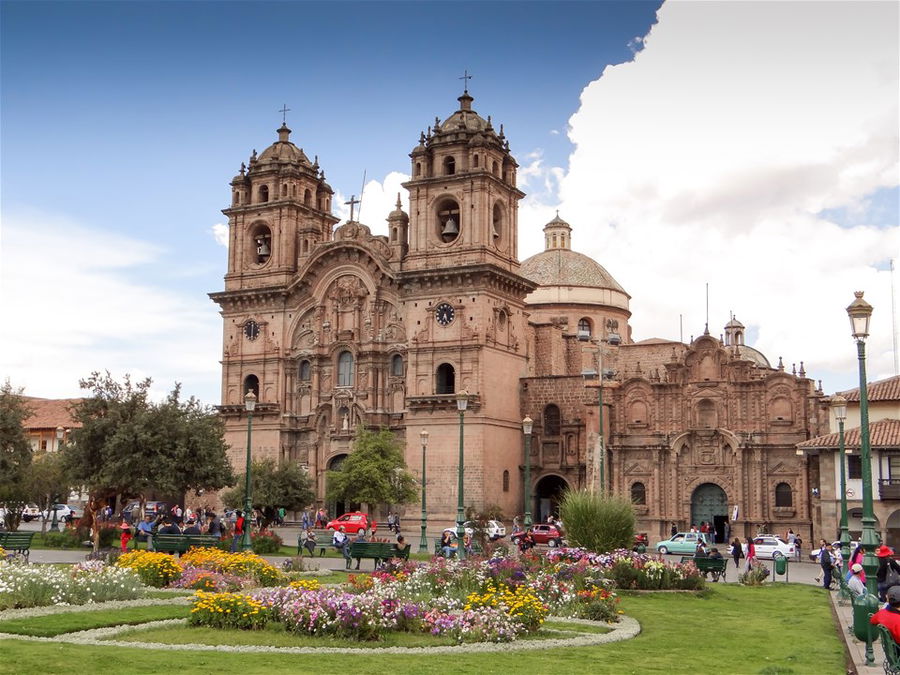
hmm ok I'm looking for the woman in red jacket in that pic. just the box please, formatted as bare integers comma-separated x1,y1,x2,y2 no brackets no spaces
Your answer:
745,537,756,571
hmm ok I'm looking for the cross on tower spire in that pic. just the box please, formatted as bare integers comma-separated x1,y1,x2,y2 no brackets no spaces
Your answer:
345,195,360,222
279,104,291,124
458,69,472,93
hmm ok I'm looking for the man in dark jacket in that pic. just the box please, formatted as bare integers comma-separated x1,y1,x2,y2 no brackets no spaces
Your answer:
819,542,834,589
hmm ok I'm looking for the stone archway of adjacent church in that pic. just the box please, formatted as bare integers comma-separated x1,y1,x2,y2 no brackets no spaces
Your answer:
534,475,569,523
883,510,900,548
327,454,350,517
690,483,728,543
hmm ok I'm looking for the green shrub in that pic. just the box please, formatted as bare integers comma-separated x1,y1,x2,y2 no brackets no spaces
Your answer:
251,531,283,554
559,490,635,553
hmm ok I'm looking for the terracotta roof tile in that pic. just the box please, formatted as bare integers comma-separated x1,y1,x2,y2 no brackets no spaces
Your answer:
840,374,900,402
22,397,82,431
797,418,900,448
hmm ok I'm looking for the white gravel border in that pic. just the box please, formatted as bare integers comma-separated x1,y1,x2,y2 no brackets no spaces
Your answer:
0,596,192,621
0,615,641,654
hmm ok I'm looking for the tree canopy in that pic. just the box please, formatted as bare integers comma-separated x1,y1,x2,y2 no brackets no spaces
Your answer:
327,427,417,508
0,381,34,530
222,458,314,526
63,372,235,545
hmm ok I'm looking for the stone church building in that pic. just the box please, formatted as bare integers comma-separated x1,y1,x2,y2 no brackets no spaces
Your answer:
209,89,828,541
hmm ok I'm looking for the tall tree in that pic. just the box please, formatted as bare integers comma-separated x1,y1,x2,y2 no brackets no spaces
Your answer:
63,372,235,549
222,458,314,527
327,427,417,512
0,381,34,530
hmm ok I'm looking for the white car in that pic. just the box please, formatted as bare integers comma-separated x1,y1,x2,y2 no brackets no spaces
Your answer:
42,504,78,522
21,504,41,521
752,535,795,559
446,521,507,541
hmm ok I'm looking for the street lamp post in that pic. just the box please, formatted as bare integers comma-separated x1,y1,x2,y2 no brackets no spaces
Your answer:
522,417,533,528
456,390,468,560
52,426,64,533
847,291,877,665
241,390,257,552
832,395,850,561
419,429,429,553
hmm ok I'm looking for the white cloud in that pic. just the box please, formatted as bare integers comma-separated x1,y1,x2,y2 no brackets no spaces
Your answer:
0,208,223,403
334,171,410,235
520,1,899,392
210,223,229,247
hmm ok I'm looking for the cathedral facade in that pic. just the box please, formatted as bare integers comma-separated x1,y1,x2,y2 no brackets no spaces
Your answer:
210,90,829,539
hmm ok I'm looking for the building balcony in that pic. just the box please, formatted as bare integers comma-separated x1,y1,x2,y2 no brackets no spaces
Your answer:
879,479,900,500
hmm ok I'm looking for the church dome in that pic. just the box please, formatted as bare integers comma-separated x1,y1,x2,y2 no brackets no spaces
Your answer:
736,345,771,368
520,249,627,294
255,124,313,168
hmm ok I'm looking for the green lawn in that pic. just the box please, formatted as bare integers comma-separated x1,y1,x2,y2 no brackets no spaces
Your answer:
0,584,844,674
0,605,189,637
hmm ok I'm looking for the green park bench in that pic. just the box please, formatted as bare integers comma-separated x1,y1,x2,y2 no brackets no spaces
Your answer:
433,537,483,558
0,531,35,561
679,556,728,582
348,542,411,570
297,530,333,557
874,622,900,675
153,534,221,555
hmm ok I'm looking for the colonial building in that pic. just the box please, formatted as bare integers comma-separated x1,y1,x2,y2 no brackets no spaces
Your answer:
210,88,829,537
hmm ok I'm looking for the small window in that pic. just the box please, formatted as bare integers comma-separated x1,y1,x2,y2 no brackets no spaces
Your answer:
391,354,404,377
443,156,456,175
578,318,591,337
543,404,561,436
243,374,260,399
474,154,480,168
259,185,269,203
304,189,311,206
492,161,499,177
848,455,862,480
281,184,288,197
436,363,455,394
299,360,311,381
631,482,646,505
40,440,48,451
774,482,793,507
492,203,502,241
337,351,353,387
415,162,422,177
503,470,510,492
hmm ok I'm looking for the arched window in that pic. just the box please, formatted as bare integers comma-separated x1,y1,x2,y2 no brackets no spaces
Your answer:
436,363,455,394
770,397,792,421
543,404,561,436
281,183,288,197
492,161,499,177
391,354,404,377
492,203,502,241
503,470,510,492
628,400,649,424
337,351,354,387
304,189,311,206
775,482,793,507
578,318,592,338
249,223,272,265
437,199,461,243
415,162,422,177
259,185,269,203
473,154,480,168
233,191,239,206
243,374,259,399
443,156,456,175
631,482,647,505
299,360,311,382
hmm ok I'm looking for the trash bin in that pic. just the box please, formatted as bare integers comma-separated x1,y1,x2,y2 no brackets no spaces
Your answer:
774,556,787,576
853,591,880,642
635,544,647,554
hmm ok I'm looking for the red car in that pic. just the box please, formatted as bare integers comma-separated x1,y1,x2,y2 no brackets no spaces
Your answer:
325,512,377,535
512,523,564,548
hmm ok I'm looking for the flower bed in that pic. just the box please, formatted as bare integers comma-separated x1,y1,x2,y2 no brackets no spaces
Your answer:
546,548,706,591
0,561,144,609
116,551,183,587
114,547,284,590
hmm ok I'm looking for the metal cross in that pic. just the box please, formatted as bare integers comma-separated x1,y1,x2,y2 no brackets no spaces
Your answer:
459,69,472,92
279,104,291,124
345,195,360,221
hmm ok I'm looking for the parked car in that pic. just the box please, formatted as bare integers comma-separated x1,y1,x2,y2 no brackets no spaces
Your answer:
21,504,41,522
325,512,377,535
123,501,170,523
752,535,795,560
42,504,78,522
512,523,565,548
461,520,506,541
655,532,712,555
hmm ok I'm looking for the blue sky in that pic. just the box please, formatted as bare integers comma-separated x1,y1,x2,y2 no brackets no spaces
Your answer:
1,1,897,405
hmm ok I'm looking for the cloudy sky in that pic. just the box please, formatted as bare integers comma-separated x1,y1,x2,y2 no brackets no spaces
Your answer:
1,1,897,405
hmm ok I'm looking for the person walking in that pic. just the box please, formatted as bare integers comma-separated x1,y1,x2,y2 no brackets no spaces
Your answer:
230,510,244,553
744,537,756,572
301,509,310,532
731,537,743,568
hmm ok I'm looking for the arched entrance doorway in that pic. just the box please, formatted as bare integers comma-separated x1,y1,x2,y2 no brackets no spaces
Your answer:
691,483,728,543
327,454,350,517
534,475,568,523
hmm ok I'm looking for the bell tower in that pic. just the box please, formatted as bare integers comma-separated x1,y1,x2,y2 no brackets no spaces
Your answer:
403,89,523,273
398,87,536,521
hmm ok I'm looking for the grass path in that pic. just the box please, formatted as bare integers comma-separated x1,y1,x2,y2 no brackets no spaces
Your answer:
0,584,843,674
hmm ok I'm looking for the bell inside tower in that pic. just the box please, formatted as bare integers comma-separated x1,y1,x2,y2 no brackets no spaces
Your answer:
438,199,460,242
